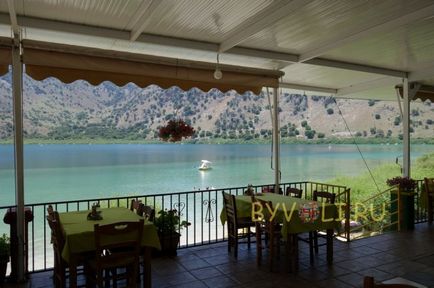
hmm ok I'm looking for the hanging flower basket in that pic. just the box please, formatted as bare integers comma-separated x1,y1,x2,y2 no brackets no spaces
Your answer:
158,119,195,142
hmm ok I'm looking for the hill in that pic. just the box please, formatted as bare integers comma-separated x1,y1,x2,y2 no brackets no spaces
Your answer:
0,74,433,142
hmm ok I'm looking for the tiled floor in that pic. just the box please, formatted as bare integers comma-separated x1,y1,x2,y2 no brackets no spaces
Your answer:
5,224,434,287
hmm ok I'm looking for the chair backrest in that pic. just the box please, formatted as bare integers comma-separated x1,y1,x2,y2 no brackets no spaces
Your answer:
262,186,283,194
313,190,336,204
140,203,155,222
286,187,303,198
424,177,434,194
130,199,143,216
222,191,238,227
94,220,144,268
46,205,65,249
363,276,417,288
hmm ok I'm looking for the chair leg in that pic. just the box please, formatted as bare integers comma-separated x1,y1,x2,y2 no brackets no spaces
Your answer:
269,230,274,271
313,231,319,254
256,228,262,266
428,199,433,224
247,227,251,249
234,234,238,258
308,232,314,263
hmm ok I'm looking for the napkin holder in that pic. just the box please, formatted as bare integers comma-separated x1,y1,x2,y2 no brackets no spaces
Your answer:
87,203,103,220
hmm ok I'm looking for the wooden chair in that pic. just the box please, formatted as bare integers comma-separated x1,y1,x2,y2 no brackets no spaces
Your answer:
130,199,144,216
262,186,283,194
298,190,336,263
363,276,418,287
85,220,144,287
222,191,255,258
312,191,336,255
46,205,67,288
252,196,282,271
140,203,155,222
424,177,434,224
285,187,303,198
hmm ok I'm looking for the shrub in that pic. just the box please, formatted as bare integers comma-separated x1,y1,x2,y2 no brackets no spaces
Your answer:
427,119,433,125
368,99,376,106
375,114,381,120
317,132,325,138
394,117,401,126
327,108,334,115
301,120,308,127
305,130,316,139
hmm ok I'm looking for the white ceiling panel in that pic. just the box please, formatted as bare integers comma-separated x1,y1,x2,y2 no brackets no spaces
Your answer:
14,0,142,30
0,0,432,101
281,63,382,89
323,17,434,72
138,0,275,43
241,0,433,55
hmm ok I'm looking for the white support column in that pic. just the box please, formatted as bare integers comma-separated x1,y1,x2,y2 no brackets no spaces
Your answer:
402,78,410,177
272,87,280,192
12,32,25,281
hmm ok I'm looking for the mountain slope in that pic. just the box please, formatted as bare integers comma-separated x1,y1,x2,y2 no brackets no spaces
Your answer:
0,74,433,141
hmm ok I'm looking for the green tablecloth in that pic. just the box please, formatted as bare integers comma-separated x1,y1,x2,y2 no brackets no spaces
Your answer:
220,194,340,237
59,207,161,262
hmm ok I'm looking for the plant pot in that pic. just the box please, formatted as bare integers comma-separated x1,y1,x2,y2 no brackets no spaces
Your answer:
391,189,415,231
0,256,9,283
155,232,180,257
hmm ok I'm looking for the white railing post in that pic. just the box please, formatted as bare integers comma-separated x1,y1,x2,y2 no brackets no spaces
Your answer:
402,78,410,178
12,31,25,282
272,87,280,192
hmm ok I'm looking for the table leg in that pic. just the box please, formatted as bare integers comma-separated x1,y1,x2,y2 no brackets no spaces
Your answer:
143,247,151,288
288,233,299,273
69,255,77,288
326,229,333,265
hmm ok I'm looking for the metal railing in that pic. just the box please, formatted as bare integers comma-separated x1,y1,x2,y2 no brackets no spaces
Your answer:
349,185,400,240
414,179,428,223
0,181,350,274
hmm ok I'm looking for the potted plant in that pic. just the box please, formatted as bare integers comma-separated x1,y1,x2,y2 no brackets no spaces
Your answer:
154,209,190,256
158,119,195,142
0,233,10,283
387,176,417,193
387,176,417,230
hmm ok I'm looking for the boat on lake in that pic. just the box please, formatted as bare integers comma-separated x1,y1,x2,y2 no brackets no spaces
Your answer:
198,160,212,171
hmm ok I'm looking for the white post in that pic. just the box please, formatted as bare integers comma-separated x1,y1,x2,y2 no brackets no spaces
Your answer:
12,32,25,281
402,78,410,177
272,87,280,192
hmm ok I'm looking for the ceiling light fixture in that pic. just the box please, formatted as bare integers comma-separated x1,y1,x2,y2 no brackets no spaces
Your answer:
213,53,222,80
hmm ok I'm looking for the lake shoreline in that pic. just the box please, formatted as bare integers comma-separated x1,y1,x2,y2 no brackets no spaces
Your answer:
1,136,434,145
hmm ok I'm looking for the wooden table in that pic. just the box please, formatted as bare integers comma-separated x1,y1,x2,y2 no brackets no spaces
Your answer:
59,207,161,288
221,194,340,271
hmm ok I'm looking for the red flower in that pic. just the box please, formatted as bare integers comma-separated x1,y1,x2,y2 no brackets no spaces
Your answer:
159,119,195,142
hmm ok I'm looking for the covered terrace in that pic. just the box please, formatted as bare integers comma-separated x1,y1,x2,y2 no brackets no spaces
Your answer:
0,0,434,287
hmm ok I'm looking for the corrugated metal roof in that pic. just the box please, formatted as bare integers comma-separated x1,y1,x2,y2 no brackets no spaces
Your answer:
0,0,433,100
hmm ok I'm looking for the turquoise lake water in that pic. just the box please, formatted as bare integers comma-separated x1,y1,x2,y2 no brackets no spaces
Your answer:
1,143,433,206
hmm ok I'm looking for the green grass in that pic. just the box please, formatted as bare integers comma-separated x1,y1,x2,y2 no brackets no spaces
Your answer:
328,152,434,203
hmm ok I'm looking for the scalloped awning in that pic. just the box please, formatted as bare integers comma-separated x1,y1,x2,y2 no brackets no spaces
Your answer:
22,40,284,94
396,84,434,102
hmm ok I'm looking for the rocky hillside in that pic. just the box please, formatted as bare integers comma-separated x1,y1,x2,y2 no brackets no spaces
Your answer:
0,74,433,141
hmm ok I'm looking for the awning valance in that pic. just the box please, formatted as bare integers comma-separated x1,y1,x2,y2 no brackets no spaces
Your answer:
22,40,283,94
396,84,434,102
